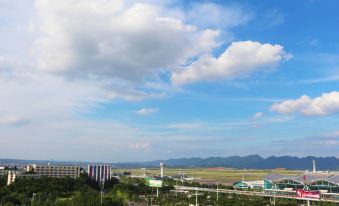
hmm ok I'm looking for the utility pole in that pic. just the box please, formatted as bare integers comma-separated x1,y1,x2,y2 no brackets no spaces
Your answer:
176,180,178,197
307,200,311,206
273,184,276,206
195,189,198,206
217,183,219,202
31,193,36,206
100,179,104,205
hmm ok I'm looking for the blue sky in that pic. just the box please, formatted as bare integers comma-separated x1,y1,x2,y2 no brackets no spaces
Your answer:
0,0,338,162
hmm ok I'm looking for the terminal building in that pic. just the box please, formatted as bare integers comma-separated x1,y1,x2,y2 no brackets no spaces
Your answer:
234,161,339,194
233,173,339,194
233,180,266,189
264,173,339,193
88,165,111,182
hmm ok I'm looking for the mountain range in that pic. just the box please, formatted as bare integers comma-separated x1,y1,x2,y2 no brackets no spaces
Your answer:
1,155,339,170
116,155,339,170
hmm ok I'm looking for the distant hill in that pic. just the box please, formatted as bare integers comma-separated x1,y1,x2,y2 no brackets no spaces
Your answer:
116,155,339,170
1,155,338,170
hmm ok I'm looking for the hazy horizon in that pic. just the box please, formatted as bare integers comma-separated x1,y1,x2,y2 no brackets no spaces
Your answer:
1,0,339,162
1,154,339,164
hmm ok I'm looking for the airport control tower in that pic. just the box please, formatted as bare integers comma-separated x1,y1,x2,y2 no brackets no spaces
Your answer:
160,162,165,178
313,160,316,173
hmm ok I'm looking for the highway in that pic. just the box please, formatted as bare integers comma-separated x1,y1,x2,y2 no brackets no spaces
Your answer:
174,186,339,203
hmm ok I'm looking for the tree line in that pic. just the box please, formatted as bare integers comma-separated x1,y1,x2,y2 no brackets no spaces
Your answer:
0,175,338,206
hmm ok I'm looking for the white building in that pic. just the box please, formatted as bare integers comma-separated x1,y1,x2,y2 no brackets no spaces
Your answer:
233,180,265,189
26,164,80,179
7,171,40,185
0,167,6,176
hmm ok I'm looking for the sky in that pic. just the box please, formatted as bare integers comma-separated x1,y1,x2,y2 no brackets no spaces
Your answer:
0,0,339,162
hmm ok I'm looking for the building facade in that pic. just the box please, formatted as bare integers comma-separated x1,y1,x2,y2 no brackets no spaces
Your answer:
265,173,339,193
0,167,6,176
26,164,80,179
233,180,266,189
88,165,111,182
7,171,40,185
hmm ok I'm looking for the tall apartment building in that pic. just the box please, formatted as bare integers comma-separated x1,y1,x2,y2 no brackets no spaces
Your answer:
26,164,80,179
88,165,111,182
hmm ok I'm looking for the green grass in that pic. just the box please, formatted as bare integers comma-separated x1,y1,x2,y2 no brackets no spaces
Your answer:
112,168,301,185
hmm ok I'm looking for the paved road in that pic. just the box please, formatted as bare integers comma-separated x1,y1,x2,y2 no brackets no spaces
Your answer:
174,186,339,203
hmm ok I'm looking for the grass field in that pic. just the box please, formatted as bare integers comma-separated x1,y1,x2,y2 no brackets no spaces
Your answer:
112,167,302,185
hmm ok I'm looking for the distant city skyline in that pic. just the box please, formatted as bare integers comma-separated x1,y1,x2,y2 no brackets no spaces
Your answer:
0,0,338,161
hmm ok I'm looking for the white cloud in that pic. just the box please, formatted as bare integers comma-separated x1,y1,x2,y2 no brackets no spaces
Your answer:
172,41,291,85
0,116,156,161
166,116,293,132
128,142,150,151
136,107,159,115
0,71,107,122
32,0,223,83
30,0,268,87
270,91,339,116
0,69,166,126
298,75,339,84
264,9,285,27
186,2,252,29
167,122,205,130
270,95,311,114
271,131,339,156
0,116,29,126
253,112,264,119
196,29,222,54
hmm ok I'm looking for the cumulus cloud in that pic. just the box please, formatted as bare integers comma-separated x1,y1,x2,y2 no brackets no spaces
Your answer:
31,0,278,88
136,107,159,115
172,41,291,85
270,91,339,116
270,95,311,114
32,0,223,82
196,29,222,54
